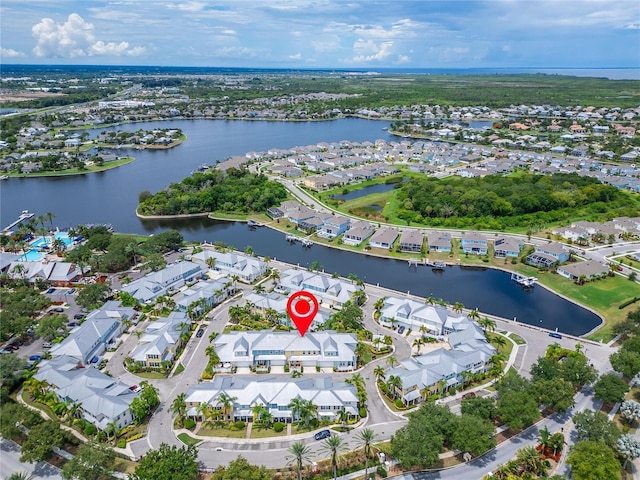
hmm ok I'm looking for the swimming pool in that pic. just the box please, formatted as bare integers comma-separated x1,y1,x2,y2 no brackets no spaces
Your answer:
19,249,44,262
30,233,73,248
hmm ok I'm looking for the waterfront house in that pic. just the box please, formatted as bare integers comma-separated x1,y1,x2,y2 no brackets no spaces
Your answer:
128,312,190,368
212,330,358,371
493,236,523,258
428,232,452,253
368,227,399,250
461,232,488,255
34,355,140,431
557,260,609,281
192,248,266,283
526,242,570,268
276,268,359,307
317,214,350,239
121,261,205,303
398,230,424,253
184,375,358,423
342,221,375,246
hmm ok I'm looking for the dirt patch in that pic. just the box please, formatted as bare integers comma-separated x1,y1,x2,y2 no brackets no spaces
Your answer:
0,90,65,103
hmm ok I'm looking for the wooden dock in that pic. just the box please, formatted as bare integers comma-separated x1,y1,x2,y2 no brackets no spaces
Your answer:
511,272,537,288
2,210,34,235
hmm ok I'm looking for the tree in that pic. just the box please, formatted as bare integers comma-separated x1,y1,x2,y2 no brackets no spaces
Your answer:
35,313,66,340
210,455,271,480
530,356,561,382
8,473,35,480
452,301,464,313
496,390,539,431
573,410,621,448
594,373,629,404
617,434,640,468
452,414,496,457
356,428,377,479
321,434,346,480
130,443,198,480
171,393,187,428
531,377,576,413
460,396,496,421
286,442,313,480
20,421,64,463
216,392,237,421
567,440,621,480
61,443,114,480
76,282,111,310
610,349,640,379
558,354,597,389
0,353,27,381
516,445,550,477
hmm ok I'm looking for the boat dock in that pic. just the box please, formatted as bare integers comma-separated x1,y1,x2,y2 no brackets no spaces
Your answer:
247,219,264,227
1,210,34,235
511,272,537,288
424,259,446,270
286,234,312,247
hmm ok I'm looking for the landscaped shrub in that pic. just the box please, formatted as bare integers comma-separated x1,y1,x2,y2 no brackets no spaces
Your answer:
273,422,285,433
310,418,319,428
84,423,96,436
117,439,126,448
376,465,387,478
232,421,246,430
359,407,367,418
125,433,143,442
395,398,404,409
184,418,196,430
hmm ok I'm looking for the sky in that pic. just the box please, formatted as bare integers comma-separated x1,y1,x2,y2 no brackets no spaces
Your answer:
1,0,639,69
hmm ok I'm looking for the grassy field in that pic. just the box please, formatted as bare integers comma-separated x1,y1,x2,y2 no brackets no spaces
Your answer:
177,432,202,446
197,426,246,438
7,157,135,177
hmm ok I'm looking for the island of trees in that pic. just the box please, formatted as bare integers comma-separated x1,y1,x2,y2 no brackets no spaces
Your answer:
137,169,288,216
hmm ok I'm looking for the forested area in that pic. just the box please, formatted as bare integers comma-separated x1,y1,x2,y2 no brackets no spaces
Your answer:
394,173,639,229
137,169,288,216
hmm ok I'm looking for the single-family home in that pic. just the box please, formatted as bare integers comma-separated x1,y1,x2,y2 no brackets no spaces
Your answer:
557,260,609,281
493,236,523,258
368,227,399,250
428,232,452,253
526,242,570,268
317,215,350,239
398,230,424,253
342,221,375,246
461,232,488,255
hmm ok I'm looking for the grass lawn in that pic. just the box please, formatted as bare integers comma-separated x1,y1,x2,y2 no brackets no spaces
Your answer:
249,427,288,439
197,427,246,438
508,333,527,345
21,391,58,420
173,363,185,375
8,157,134,177
487,332,514,357
177,432,202,446
134,371,168,379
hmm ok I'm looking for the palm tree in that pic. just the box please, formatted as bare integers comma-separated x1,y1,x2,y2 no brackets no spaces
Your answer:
425,295,436,306
336,406,349,431
252,404,266,424
254,283,265,294
321,434,346,480
106,419,119,445
7,472,36,480
516,445,549,476
491,334,507,350
45,211,55,232
452,301,465,314
478,316,497,333
206,256,216,269
386,375,402,399
205,345,219,365
356,428,377,479
373,297,386,312
386,356,398,369
468,308,480,321
196,402,209,423
287,441,313,480
288,397,305,423
412,337,424,355
216,392,237,421
171,393,187,428
373,365,385,381
299,399,318,428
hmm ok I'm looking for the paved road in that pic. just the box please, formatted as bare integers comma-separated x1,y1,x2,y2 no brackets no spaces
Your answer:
0,439,62,480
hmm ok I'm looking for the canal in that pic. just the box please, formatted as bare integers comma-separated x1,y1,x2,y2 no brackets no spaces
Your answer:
1,118,601,335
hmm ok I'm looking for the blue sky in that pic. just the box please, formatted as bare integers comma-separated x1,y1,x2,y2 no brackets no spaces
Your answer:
1,1,639,69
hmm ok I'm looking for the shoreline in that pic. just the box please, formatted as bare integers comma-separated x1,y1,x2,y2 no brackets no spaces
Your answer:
129,209,607,338
5,156,135,178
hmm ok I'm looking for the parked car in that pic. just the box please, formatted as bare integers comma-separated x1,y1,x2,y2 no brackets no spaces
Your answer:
462,392,476,399
397,326,405,335
46,287,56,294
51,307,64,313
73,314,85,320
549,332,562,339
42,342,52,349
129,385,142,393
66,288,76,294
67,322,79,328
196,328,205,338
29,355,43,362
314,429,331,441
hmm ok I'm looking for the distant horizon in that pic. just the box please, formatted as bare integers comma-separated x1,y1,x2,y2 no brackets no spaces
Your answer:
2,64,638,80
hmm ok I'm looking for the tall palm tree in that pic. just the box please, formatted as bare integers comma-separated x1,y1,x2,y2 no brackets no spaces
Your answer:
468,308,480,321
321,434,346,480
373,297,386,312
286,441,313,480
216,392,237,421
336,406,349,431
300,399,318,428
478,316,497,333
386,375,402,399
171,392,187,428
386,356,398,369
452,301,465,314
373,365,385,381
288,397,305,423
516,445,549,476
412,337,424,355
205,345,219,365
356,428,377,479
8,472,36,480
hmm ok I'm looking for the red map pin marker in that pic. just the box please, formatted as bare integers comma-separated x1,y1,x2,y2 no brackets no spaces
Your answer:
287,291,319,337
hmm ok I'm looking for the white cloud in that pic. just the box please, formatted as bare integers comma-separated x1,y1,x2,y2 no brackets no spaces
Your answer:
31,13,145,58
1,47,26,57
288,53,302,59
350,39,394,62
624,23,640,29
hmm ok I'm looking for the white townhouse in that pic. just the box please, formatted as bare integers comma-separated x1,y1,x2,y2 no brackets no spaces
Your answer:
185,375,358,423
379,296,469,336
128,312,190,368
192,248,266,283
34,355,140,430
121,260,205,303
385,319,496,405
243,292,330,330
275,268,359,307
213,330,358,371
50,301,134,365
173,277,234,313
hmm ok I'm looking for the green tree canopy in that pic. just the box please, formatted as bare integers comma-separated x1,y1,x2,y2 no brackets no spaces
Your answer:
573,410,621,448
61,443,114,480
20,421,64,463
567,441,621,480
593,373,629,404
460,395,497,421
531,377,576,413
76,282,111,310
451,414,496,457
610,349,640,379
496,390,540,431
130,443,198,480
210,456,271,480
